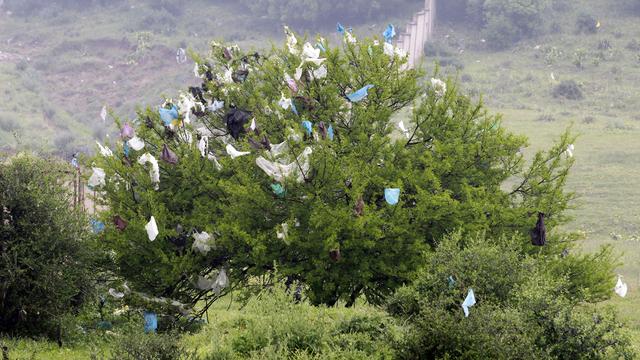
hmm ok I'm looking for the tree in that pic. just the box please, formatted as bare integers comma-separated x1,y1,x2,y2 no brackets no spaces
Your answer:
92,28,578,312
0,154,95,338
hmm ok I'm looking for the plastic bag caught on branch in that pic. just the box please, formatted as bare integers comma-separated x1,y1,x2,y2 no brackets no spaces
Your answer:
256,147,312,183
137,153,160,189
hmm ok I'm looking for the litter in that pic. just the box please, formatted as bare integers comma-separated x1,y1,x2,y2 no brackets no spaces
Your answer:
145,216,159,241
137,153,160,189
347,85,374,102
462,289,476,317
226,144,251,159
384,188,400,205
256,147,312,183
88,167,106,189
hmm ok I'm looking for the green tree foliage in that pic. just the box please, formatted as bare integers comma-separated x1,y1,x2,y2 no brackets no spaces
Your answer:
93,29,576,312
0,155,95,338
386,233,633,359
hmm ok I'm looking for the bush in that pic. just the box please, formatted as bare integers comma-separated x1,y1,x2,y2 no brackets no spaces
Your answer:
482,0,550,50
196,286,398,359
437,0,550,49
109,332,196,360
576,14,598,34
0,155,96,338
552,80,584,100
386,233,634,359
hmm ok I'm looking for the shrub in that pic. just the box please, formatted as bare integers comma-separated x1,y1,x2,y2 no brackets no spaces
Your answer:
386,233,634,359
0,155,96,338
576,14,598,34
196,286,398,359
437,0,550,49
109,332,196,360
482,0,550,50
536,114,556,122
552,80,583,100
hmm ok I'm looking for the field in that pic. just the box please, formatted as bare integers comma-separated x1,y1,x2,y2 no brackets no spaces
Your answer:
1,0,639,356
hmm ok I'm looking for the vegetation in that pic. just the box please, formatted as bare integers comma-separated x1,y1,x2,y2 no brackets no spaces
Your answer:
190,285,399,359
238,0,420,25
387,233,631,359
90,25,585,315
437,0,559,49
2,0,640,357
0,155,96,338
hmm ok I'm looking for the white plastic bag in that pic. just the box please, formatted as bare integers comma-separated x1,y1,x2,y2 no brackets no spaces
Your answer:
145,216,159,241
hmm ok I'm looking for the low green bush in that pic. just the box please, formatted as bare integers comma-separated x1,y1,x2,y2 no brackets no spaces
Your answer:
109,332,196,360
552,80,584,100
386,233,633,359
194,286,399,359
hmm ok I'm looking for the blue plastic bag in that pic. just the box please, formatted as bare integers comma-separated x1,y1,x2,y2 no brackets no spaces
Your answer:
301,120,313,136
159,105,179,126
384,188,400,205
347,85,374,102
383,24,396,43
91,219,105,234
144,311,158,333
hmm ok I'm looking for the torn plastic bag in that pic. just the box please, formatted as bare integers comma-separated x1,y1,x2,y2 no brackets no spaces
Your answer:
256,147,312,183
137,153,160,189
225,109,251,140
88,167,106,189
226,144,250,159
462,288,476,317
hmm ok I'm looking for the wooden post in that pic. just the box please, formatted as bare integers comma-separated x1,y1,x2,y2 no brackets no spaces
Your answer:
416,11,427,66
409,20,418,68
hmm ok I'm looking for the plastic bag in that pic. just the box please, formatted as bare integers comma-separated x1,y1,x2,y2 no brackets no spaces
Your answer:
88,167,106,189
462,288,476,317
137,153,160,189
256,147,312,183
347,85,374,102
384,188,401,205
145,216,159,241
